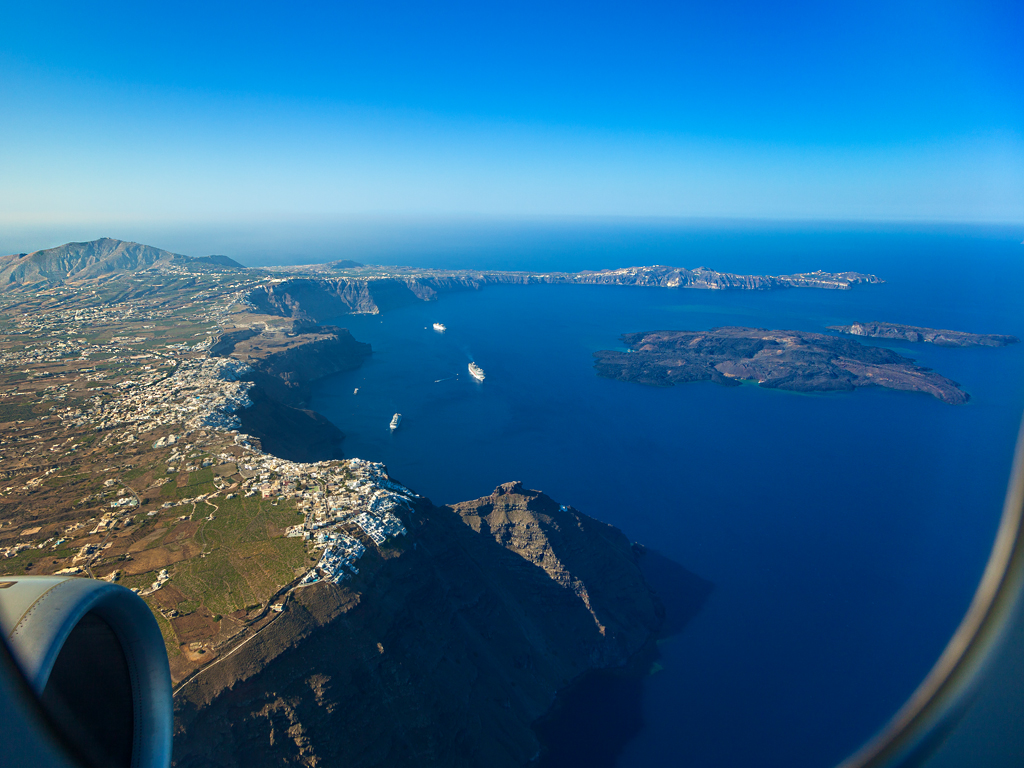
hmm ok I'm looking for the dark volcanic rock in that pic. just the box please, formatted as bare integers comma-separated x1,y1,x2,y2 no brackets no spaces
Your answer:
172,484,670,768
208,328,260,356
828,321,1020,347
594,327,970,404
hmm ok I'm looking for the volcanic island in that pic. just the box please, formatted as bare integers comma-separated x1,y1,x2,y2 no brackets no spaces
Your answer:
593,327,972,404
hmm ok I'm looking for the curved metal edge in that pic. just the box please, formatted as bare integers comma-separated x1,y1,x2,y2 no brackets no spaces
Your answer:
89,587,174,768
0,578,172,768
837,413,1024,768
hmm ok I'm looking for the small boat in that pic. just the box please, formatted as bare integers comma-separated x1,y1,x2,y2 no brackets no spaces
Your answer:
468,362,485,382
433,322,446,332
390,413,402,431
353,388,359,394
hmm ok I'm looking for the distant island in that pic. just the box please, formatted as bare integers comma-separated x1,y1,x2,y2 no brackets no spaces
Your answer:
245,265,884,321
0,239,883,320
594,327,970,404
829,321,1020,347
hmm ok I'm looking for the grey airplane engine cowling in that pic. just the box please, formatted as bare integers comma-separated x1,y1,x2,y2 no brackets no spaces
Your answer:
0,576,172,768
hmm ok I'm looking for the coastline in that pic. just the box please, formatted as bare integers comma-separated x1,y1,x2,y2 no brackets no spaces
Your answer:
211,322,372,459
170,321,687,767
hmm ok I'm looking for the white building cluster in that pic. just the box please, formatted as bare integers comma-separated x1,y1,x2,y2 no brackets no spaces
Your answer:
56,357,255,437
238,455,415,586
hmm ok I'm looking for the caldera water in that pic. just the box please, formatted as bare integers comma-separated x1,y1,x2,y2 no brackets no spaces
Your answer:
308,222,1024,768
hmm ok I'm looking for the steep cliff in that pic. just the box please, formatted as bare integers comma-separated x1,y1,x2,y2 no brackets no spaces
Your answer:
215,324,372,406
236,388,346,462
829,321,1020,347
245,278,429,319
245,266,883,322
208,324,371,457
172,484,671,768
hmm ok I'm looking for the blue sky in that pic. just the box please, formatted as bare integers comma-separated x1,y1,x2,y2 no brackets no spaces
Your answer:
1,0,1022,229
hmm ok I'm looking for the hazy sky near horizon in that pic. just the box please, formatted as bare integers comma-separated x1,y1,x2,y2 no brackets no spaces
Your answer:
2,1,1022,227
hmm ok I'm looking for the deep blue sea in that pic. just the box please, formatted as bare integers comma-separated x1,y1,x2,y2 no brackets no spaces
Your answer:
308,223,1024,768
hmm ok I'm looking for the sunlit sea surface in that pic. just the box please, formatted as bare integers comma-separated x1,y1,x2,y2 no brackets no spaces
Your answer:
307,223,1024,768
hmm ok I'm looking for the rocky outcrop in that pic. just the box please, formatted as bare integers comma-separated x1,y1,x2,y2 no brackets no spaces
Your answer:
452,482,661,662
172,485,674,768
594,327,970,404
208,323,371,455
215,324,372,406
245,278,427,319
829,321,1020,347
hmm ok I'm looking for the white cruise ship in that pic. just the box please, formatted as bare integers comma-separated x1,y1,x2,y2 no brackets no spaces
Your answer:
432,322,446,332
468,362,485,382
389,413,402,430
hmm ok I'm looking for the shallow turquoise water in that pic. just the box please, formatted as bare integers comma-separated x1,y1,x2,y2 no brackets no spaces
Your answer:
309,224,1024,767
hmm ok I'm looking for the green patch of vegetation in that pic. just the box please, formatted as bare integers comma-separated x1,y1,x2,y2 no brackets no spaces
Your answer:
176,599,199,615
144,600,182,662
143,524,172,550
170,496,306,616
0,401,39,423
121,467,144,483
188,482,217,498
0,546,80,576
0,550,36,576
43,472,89,489
186,468,214,487
119,571,157,591
159,482,194,501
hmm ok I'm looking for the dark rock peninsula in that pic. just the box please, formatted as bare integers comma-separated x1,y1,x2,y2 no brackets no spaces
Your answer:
594,327,970,404
172,483,680,768
828,321,1020,347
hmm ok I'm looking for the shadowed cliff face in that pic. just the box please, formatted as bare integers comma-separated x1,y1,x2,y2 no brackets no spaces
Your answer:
218,324,372,405
209,324,371,458
172,485,669,768
236,388,346,462
452,482,662,663
246,278,438,319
